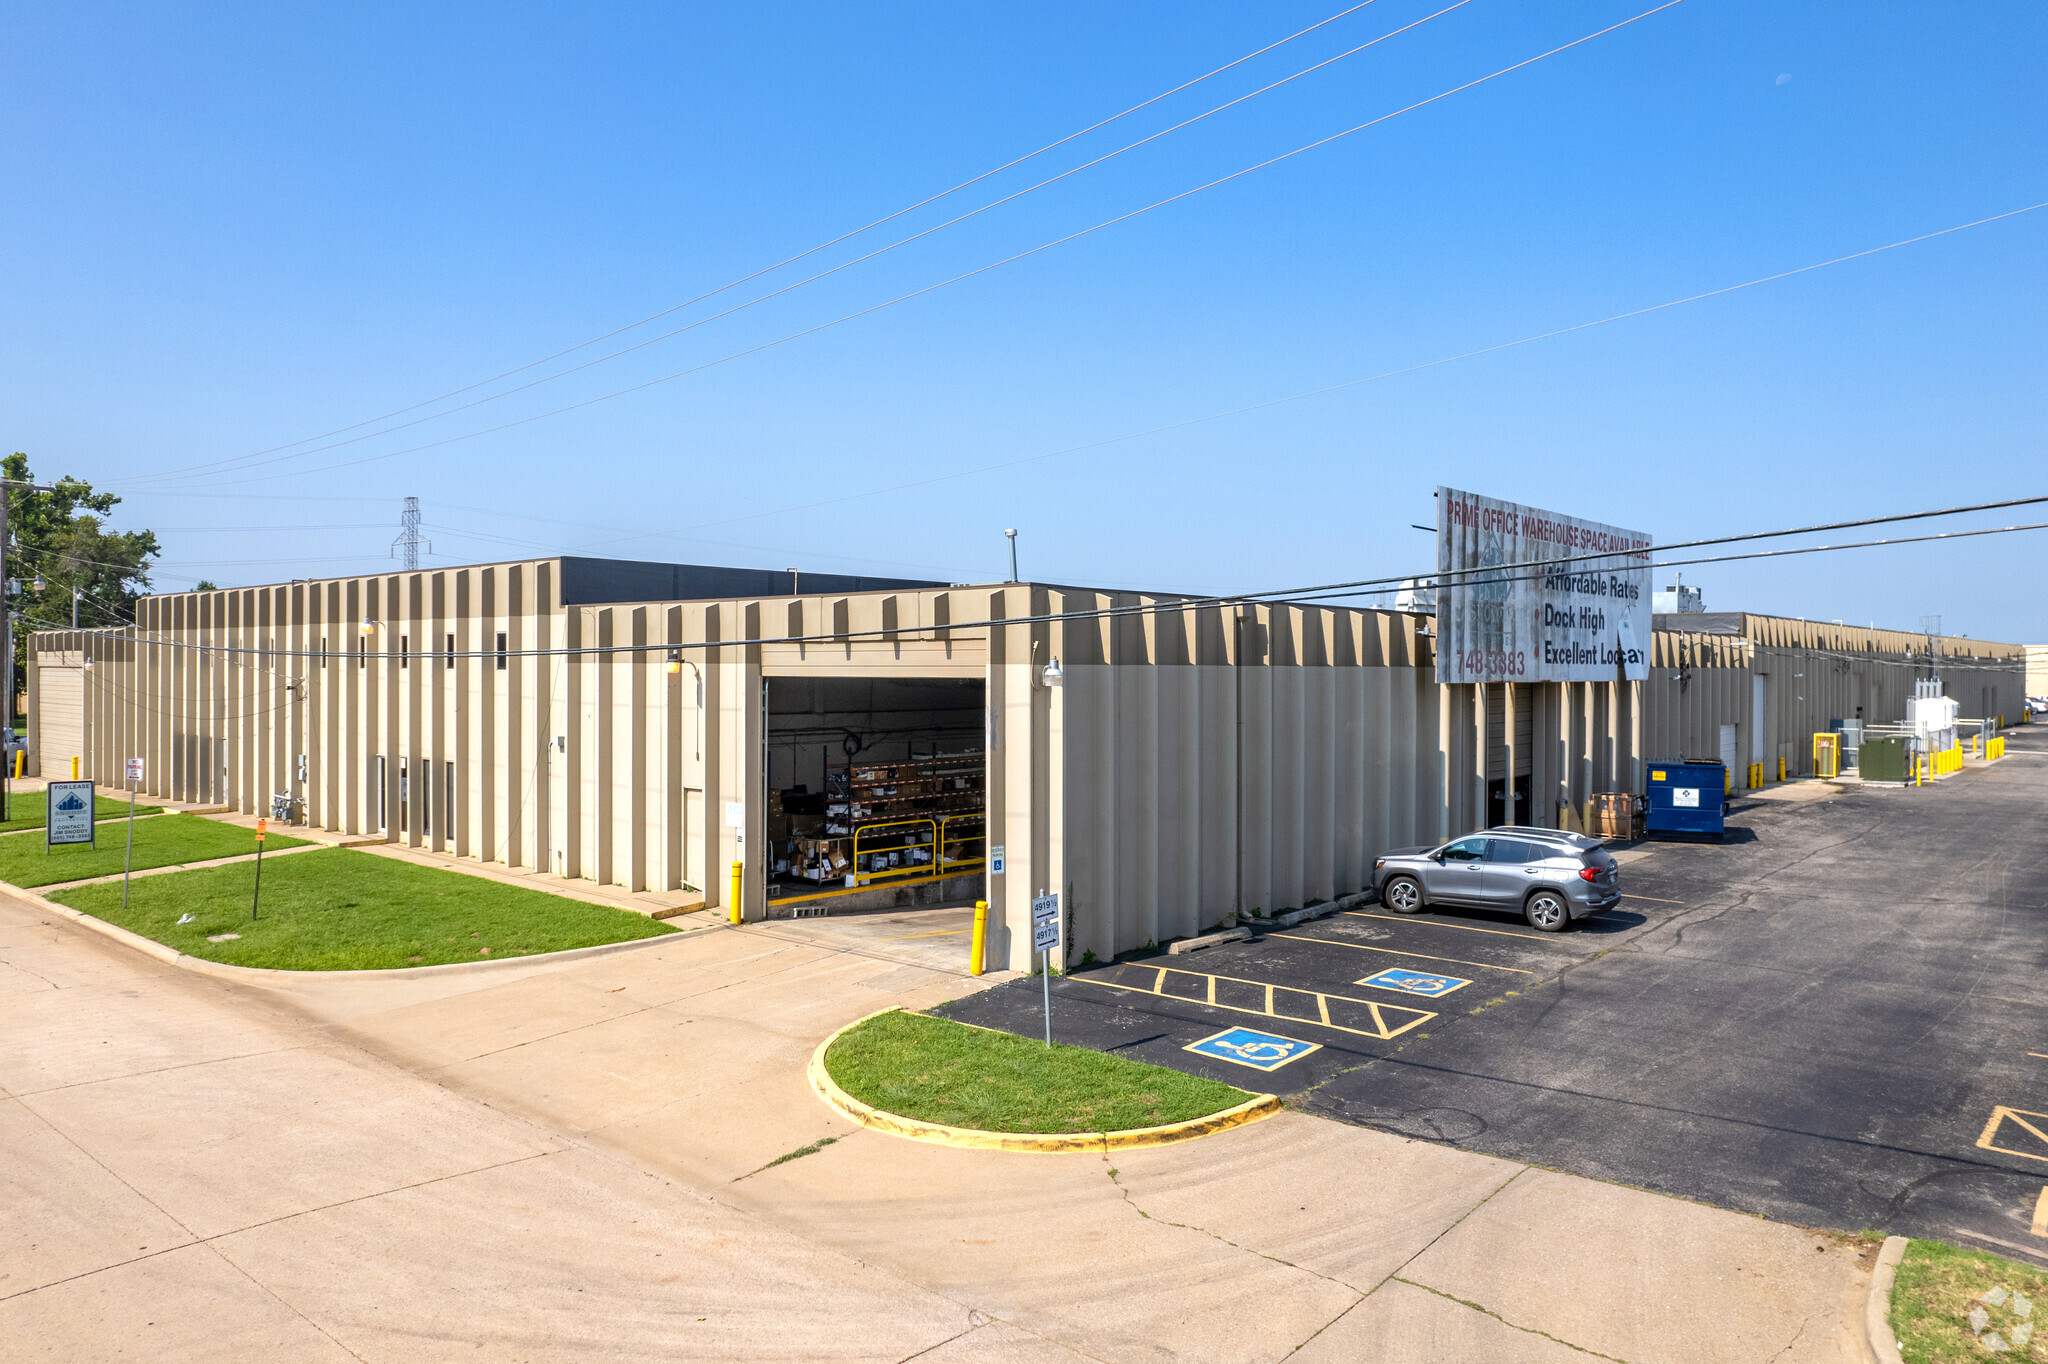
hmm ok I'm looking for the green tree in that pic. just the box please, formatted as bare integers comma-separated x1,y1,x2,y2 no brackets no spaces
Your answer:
4,452,160,682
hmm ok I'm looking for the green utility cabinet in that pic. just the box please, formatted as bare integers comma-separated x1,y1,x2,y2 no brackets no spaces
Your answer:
1859,736,1908,783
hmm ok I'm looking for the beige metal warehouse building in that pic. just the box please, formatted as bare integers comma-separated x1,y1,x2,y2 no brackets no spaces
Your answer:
35,556,2014,965
1645,612,2026,780
27,555,1645,967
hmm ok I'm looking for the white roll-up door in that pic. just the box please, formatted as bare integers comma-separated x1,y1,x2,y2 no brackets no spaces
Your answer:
40,663,85,776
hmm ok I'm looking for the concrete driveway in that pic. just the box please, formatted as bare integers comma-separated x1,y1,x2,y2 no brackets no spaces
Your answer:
2,885,1875,1360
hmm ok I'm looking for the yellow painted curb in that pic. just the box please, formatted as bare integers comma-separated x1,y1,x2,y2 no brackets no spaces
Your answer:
807,1008,1283,1153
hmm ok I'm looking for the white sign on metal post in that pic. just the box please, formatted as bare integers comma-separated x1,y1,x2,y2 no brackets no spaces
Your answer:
1435,485,1652,685
1032,890,1061,1046
125,757,145,783
1031,892,1060,950
47,780,96,848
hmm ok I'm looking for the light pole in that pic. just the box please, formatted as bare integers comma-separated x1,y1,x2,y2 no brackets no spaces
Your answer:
1004,529,1019,583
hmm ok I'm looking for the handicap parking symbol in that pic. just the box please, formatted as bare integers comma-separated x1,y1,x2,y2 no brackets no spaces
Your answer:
1357,967,1471,998
1183,1027,1321,1072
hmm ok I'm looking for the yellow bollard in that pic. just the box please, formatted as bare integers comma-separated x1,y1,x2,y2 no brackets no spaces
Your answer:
728,860,743,926
969,900,989,976
11,749,20,780
71,756,79,780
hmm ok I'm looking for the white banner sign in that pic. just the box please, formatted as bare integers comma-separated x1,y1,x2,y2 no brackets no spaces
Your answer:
1435,486,1651,685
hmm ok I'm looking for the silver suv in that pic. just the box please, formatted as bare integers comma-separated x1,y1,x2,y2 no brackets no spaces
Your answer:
1372,828,1620,932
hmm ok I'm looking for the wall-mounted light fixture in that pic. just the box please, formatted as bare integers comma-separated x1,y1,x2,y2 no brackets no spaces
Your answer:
1042,657,1063,688
666,648,682,675
360,618,378,635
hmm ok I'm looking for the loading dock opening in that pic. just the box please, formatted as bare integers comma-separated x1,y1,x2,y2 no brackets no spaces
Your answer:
764,676,986,915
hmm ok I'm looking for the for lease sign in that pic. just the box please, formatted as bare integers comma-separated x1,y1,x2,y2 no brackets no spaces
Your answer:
1434,486,1652,685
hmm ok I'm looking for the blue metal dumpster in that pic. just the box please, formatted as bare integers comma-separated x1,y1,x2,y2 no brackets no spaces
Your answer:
1645,760,1727,838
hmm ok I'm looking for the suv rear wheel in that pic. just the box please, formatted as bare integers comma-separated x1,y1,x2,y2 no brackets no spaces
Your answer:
1384,877,1424,914
1524,890,1568,933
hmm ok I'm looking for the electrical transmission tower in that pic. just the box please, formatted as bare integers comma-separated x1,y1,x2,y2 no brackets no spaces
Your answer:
391,496,431,571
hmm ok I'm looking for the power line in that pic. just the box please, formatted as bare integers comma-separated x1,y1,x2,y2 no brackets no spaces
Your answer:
137,0,1691,493
115,1,1476,492
47,495,2044,664
173,196,2044,563
606,201,2048,546
114,0,1395,486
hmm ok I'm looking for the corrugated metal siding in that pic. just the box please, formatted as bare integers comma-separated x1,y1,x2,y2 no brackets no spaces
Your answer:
1646,616,2026,780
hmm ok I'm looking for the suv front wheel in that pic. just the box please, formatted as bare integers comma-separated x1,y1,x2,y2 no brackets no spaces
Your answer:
1524,889,1569,933
1384,877,1424,914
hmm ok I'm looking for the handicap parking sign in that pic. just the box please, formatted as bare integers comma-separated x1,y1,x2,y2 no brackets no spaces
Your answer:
1183,1027,1321,1072
1357,967,1470,998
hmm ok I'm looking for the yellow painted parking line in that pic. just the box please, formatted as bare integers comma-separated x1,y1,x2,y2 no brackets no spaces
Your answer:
1269,932,1536,975
2029,1053,2048,1060
1977,1107,2048,1164
2034,1187,2048,1238
1621,893,1685,905
878,930,966,940
1343,911,1568,944
1078,962,1434,1042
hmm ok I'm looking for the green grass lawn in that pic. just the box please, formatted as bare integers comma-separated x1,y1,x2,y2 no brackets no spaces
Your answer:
824,1009,1255,1133
0,790,164,834
1891,1239,2048,1361
0,813,304,888
52,847,678,970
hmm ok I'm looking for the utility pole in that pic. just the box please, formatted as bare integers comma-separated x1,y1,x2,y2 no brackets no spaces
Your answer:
391,496,430,571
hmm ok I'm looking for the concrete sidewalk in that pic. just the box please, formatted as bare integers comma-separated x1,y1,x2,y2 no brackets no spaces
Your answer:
2,895,1876,1361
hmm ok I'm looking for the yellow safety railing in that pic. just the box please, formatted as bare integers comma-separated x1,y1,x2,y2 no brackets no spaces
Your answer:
851,814,987,888
939,814,985,874
853,817,939,886
1812,733,1840,780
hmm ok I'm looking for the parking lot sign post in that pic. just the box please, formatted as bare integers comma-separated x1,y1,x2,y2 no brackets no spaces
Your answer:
1032,890,1060,1047
122,758,144,913
251,818,267,920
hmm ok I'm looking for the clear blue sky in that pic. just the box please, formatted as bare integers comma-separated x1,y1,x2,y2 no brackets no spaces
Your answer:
5,1,2043,639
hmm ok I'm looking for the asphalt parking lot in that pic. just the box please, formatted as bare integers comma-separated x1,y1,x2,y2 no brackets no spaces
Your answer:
941,725,2048,1260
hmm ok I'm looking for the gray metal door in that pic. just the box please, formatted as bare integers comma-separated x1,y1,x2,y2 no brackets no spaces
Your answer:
1486,838,1546,907
1425,836,1492,905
